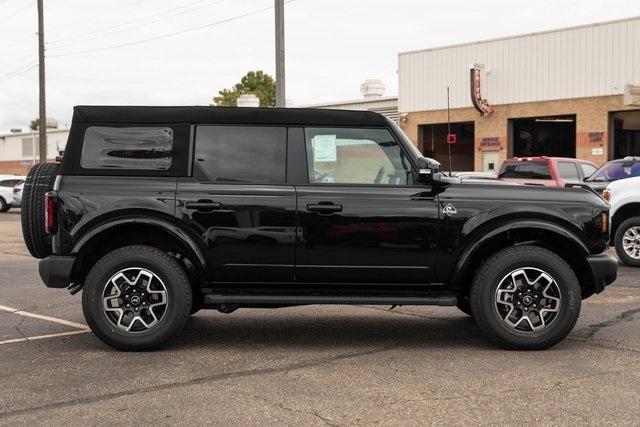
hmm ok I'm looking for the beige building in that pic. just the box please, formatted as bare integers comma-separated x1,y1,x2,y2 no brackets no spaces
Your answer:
398,17,640,172
0,128,69,175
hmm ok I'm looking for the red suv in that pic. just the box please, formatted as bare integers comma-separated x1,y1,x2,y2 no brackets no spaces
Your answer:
498,157,598,187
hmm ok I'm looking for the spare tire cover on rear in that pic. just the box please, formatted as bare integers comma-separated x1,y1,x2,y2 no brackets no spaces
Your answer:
21,162,60,259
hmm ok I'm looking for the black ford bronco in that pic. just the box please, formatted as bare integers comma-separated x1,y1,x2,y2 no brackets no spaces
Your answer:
22,106,617,351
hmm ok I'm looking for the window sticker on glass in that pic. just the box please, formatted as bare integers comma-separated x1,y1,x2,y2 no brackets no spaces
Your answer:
312,134,337,162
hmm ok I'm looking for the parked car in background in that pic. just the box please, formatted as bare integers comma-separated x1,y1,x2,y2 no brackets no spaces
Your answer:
584,157,640,193
604,176,640,267
498,157,597,187
0,186,13,212
12,182,24,207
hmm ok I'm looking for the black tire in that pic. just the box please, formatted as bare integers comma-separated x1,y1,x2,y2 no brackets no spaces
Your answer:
21,162,60,259
82,245,193,351
470,245,581,350
614,217,640,267
456,296,473,317
0,197,9,213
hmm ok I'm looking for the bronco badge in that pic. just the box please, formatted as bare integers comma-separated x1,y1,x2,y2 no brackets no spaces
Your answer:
442,203,457,217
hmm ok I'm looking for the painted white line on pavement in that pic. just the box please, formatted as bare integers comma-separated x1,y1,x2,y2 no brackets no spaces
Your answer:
0,330,89,345
0,304,88,330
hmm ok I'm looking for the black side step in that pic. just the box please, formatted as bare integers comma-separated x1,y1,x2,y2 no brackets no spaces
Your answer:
204,293,457,306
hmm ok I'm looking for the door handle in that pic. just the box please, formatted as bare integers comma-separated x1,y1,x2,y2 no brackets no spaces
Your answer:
184,200,222,212
306,203,343,213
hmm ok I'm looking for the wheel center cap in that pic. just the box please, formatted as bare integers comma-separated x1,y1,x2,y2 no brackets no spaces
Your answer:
130,295,141,306
522,295,533,306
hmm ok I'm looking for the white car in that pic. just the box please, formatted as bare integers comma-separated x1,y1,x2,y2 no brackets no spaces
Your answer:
604,176,640,267
0,186,13,212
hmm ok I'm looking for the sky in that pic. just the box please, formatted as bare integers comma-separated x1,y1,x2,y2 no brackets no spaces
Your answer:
0,0,638,131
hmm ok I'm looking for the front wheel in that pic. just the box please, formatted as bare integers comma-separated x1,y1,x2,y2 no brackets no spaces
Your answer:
614,217,640,267
470,245,581,350
82,245,192,351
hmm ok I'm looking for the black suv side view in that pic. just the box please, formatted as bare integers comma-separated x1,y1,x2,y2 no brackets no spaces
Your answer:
22,106,617,351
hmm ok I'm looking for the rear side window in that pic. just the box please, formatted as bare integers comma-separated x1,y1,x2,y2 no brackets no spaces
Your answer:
499,161,551,180
193,126,286,183
557,162,580,180
81,127,173,170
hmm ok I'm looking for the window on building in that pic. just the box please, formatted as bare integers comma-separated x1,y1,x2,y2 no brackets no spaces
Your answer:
305,127,413,185
557,162,580,181
193,126,287,183
81,127,173,170
21,137,34,158
498,161,552,180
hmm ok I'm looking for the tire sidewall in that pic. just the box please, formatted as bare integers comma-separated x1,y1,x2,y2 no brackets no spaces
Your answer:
614,217,640,267
83,248,191,350
472,247,581,349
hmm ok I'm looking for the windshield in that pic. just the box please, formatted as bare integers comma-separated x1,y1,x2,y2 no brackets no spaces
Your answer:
585,161,640,182
498,161,551,180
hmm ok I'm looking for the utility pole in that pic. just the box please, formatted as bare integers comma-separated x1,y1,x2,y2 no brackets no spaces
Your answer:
37,0,47,161
274,0,285,107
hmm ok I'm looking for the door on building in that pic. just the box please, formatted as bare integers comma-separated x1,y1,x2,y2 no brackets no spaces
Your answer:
419,122,474,171
295,126,440,285
481,151,500,172
510,115,576,158
610,110,640,159
176,125,297,284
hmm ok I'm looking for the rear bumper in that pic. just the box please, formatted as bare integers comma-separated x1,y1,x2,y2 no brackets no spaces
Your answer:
586,254,618,293
39,255,75,288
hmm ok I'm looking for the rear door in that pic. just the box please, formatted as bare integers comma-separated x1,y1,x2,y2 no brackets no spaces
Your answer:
294,127,439,285
176,125,297,284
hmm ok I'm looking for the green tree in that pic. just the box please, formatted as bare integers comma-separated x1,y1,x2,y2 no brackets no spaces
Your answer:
30,118,39,130
213,70,276,107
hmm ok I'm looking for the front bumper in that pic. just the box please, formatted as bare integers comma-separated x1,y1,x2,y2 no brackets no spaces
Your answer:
39,255,75,288
586,254,618,293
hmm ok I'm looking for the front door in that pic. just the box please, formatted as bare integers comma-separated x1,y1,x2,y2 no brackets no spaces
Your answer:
176,125,297,284
295,127,439,284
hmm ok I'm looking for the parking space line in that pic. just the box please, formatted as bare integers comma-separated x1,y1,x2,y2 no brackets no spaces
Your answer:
0,330,89,345
0,304,88,330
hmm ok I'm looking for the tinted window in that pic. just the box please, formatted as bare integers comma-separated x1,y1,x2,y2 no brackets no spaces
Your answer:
557,162,580,180
585,160,640,182
193,126,286,183
498,162,551,179
305,127,413,185
81,127,173,170
0,179,23,187
580,163,597,179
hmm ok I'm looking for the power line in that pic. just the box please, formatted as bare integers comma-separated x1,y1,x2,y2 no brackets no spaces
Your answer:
0,62,37,85
49,0,227,51
47,0,212,45
48,1,295,58
0,53,36,72
0,1,35,25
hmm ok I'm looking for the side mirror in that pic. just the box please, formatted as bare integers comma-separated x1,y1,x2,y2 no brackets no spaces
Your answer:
417,157,441,183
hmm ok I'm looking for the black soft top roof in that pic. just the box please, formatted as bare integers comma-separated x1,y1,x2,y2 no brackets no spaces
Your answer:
72,105,389,127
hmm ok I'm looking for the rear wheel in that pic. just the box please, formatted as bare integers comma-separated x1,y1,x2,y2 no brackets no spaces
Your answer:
0,197,9,213
21,162,60,258
82,245,192,351
614,217,640,267
470,245,581,350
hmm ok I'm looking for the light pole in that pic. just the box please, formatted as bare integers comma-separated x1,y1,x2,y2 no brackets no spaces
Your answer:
274,0,285,107
37,0,47,161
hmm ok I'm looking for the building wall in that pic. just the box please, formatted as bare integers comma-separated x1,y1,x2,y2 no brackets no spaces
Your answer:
400,94,640,171
303,97,399,122
0,129,69,175
399,17,640,113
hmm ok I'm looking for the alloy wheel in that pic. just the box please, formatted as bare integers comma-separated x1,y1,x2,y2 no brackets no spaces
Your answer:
622,226,640,260
494,267,562,332
102,267,168,332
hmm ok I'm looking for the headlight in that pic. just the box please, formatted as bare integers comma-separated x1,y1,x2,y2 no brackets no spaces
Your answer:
602,189,611,203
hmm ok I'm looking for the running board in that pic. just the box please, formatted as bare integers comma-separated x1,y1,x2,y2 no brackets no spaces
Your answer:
203,293,457,306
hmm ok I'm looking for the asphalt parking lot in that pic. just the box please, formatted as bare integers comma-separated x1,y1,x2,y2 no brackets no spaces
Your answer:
0,210,639,425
